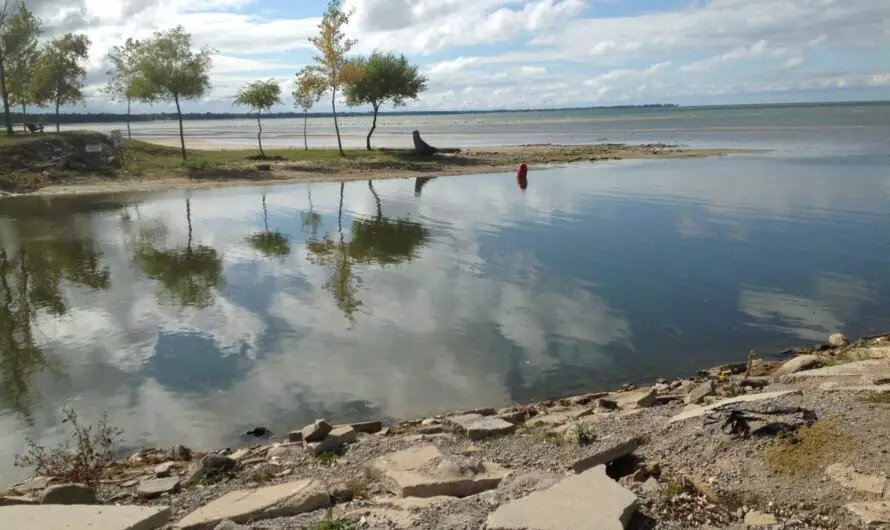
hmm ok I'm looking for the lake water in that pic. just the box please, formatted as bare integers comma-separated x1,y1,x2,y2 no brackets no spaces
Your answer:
73,101,890,154
2,102,890,482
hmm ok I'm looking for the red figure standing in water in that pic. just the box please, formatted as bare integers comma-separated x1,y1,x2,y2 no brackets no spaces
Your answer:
517,163,528,190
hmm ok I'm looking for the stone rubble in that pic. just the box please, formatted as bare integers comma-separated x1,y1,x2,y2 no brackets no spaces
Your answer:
3,331,890,530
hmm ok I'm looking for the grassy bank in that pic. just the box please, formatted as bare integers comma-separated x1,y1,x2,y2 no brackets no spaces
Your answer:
0,130,744,194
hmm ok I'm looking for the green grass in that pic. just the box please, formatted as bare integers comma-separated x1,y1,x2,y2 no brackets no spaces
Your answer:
860,391,890,404
0,130,443,192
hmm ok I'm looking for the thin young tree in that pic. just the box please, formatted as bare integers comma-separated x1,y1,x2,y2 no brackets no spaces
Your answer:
346,52,426,150
294,0,362,157
3,4,39,132
30,33,90,132
233,79,282,158
131,26,213,160
293,85,318,151
0,0,21,135
105,38,149,139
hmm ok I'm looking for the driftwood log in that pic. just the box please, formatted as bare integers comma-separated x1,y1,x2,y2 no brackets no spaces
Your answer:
413,130,438,156
411,130,461,156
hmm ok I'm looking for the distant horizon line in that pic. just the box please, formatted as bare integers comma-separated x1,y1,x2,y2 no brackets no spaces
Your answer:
4,100,887,124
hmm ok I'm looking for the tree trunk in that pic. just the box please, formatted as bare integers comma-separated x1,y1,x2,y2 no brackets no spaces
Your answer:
332,89,344,157
368,180,381,221
0,53,12,136
262,193,268,232
174,94,186,160
366,103,379,151
303,111,308,151
126,98,132,139
21,103,26,132
185,197,192,251
256,113,265,158
55,99,60,133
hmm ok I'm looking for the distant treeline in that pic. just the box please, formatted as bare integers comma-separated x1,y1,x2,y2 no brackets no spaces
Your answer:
4,104,680,126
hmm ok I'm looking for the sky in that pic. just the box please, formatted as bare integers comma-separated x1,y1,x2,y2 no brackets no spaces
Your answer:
15,0,890,114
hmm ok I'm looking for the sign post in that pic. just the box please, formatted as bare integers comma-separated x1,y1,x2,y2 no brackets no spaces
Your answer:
109,129,126,169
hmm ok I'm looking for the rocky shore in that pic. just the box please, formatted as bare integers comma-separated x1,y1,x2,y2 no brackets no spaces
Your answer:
3,332,890,529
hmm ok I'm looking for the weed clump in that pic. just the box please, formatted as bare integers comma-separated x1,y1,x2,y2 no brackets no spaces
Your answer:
14,408,122,488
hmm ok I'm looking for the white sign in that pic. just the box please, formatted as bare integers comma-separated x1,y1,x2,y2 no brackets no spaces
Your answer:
85,143,102,153
110,129,123,148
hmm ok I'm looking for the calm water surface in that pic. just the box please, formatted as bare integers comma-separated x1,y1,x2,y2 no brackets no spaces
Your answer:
2,104,890,482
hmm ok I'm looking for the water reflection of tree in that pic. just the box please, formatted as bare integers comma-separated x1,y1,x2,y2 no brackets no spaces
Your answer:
245,193,291,258
0,234,110,422
307,183,362,324
135,198,223,309
306,181,430,325
300,185,323,240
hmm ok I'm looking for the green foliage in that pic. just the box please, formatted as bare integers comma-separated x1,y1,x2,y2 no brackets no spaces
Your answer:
304,508,355,530
293,86,318,112
234,80,282,156
295,0,362,155
131,26,214,160
345,53,425,149
234,79,282,114
563,422,596,446
246,231,291,258
345,52,426,109
136,244,223,309
2,3,40,118
317,451,339,466
30,33,90,131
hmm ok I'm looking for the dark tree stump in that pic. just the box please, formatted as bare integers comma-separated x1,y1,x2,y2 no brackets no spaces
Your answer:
412,130,438,156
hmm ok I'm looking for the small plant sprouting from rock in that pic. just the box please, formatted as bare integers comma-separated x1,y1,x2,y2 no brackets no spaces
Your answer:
564,422,596,446
305,508,356,530
347,478,371,500
317,451,339,467
14,408,122,488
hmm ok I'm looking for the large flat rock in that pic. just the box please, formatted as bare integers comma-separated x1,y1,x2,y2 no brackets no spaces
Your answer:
669,390,801,423
778,360,890,384
571,437,639,473
0,504,171,530
487,464,638,530
447,414,515,440
845,501,890,526
174,479,329,529
367,445,508,498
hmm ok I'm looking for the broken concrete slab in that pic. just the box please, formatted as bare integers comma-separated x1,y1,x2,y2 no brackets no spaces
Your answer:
2,505,171,530
529,408,594,426
466,417,515,440
825,464,888,495
685,380,715,404
845,501,890,526
571,437,640,473
182,454,238,487
329,425,357,444
445,414,516,440
349,420,383,434
487,464,637,530
772,355,823,381
304,435,342,456
175,479,330,529
137,477,181,499
744,510,778,527
367,444,508,498
778,360,890,384
0,495,37,506
669,390,802,423
300,419,332,443
611,388,655,409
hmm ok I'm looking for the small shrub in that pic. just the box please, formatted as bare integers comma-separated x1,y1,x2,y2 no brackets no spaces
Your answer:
346,478,370,500
305,508,355,530
317,451,338,466
14,408,122,488
563,422,596,446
